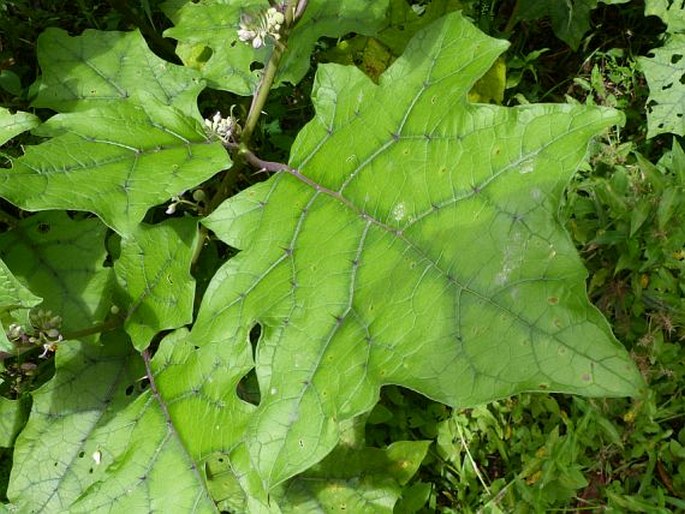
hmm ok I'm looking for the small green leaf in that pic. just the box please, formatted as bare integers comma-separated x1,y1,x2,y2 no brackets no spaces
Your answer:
0,100,229,235
639,34,685,137
0,107,40,147
115,218,198,350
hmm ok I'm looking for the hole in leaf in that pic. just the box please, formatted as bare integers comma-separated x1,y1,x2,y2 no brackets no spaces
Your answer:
236,369,260,405
250,61,264,72
661,82,673,91
78,451,84,458
672,54,683,64
236,323,262,405
125,384,134,396
37,223,50,233
196,46,213,64
680,73,685,85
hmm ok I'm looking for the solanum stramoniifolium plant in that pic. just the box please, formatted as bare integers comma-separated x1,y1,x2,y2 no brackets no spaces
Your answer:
0,1,644,512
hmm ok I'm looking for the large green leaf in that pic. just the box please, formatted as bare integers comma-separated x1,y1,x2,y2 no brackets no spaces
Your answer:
0,29,229,235
0,100,229,235
640,34,685,138
163,0,388,94
140,12,642,506
32,28,204,117
7,331,217,513
7,334,143,512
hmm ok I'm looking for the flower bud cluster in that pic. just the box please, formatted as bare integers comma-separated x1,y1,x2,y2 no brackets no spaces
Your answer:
6,309,63,358
238,7,286,49
204,111,238,144
166,189,206,215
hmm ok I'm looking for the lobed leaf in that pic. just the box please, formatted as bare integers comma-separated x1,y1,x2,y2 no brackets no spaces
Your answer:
143,12,644,506
32,28,205,117
7,330,218,513
7,335,144,512
0,100,229,235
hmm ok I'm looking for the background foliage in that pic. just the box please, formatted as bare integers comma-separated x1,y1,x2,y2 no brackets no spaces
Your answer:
0,0,683,512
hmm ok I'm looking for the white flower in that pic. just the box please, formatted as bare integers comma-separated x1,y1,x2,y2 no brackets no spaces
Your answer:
204,111,237,143
237,6,286,49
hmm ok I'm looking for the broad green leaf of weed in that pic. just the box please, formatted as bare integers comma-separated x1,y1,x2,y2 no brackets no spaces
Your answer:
0,258,42,352
32,28,204,117
147,12,643,506
645,0,685,34
514,0,630,50
8,330,218,513
163,0,388,94
639,34,685,137
0,108,40,147
0,99,229,235
115,218,199,351
0,212,113,334
6,334,146,512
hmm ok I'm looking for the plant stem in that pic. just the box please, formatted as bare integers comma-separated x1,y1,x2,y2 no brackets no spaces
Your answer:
504,0,520,34
62,315,123,340
240,0,307,145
